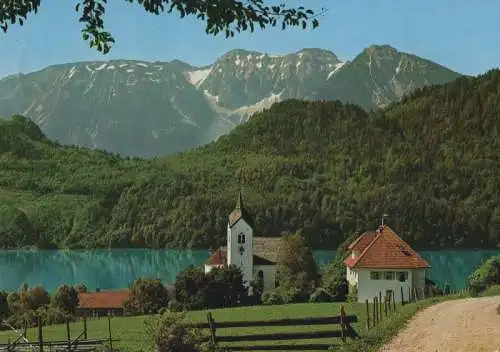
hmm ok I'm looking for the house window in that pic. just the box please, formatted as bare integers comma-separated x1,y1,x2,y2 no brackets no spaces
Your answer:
397,271,408,282
383,271,395,280
370,271,381,280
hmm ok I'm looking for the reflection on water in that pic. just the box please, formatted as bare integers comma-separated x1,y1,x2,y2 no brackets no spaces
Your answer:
0,249,208,292
0,249,499,292
420,250,500,290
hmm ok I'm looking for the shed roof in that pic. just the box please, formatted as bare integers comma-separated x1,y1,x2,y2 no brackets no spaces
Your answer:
77,290,129,309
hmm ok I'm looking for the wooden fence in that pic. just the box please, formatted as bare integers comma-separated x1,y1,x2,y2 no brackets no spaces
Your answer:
190,305,359,351
0,314,120,352
365,285,469,330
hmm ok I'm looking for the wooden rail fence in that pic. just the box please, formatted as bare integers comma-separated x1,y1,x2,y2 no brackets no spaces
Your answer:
365,285,469,330
190,305,360,351
0,313,120,352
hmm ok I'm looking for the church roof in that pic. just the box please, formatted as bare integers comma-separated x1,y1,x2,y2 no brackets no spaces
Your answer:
228,190,254,228
204,237,283,266
253,237,282,263
253,254,276,266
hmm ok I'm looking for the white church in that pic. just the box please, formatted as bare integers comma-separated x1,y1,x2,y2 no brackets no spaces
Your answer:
204,191,282,290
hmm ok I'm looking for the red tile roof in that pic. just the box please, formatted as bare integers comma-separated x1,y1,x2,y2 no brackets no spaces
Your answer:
205,248,227,265
344,225,430,269
77,290,130,309
348,231,376,252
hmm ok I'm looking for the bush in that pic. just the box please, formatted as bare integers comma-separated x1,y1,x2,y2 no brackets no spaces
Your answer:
124,278,169,315
309,288,332,303
175,265,249,310
346,285,358,303
144,311,225,352
468,256,500,295
277,232,318,299
167,300,183,312
320,257,349,301
51,285,79,314
478,284,500,297
261,290,284,305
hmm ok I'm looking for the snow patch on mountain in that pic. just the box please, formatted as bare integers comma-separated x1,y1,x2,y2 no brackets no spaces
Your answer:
67,66,77,79
95,63,107,71
233,90,284,117
327,62,346,79
186,68,212,87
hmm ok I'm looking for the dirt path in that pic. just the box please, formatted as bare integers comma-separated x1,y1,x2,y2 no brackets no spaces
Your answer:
380,296,500,352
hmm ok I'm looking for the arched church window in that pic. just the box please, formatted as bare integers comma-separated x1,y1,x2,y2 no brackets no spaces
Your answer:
238,232,246,244
257,270,264,281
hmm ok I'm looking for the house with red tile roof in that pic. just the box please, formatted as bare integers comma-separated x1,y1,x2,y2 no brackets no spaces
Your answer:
75,290,130,317
344,224,430,303
204,191,282,290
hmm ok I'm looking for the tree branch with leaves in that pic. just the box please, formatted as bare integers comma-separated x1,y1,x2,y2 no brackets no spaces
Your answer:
0,0,324,54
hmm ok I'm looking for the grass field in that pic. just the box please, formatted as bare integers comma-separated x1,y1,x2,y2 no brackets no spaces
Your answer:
0,303,368,352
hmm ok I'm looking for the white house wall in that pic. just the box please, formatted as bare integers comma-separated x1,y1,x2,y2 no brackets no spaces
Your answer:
357,269,413,303
254,265,277,291
347,267,359,287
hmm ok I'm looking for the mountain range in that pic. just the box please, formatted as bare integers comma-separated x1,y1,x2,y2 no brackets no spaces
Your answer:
0,45,462,157
1,69,499,250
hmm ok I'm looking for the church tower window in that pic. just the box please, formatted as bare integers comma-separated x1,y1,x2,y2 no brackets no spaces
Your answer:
238,233,246,244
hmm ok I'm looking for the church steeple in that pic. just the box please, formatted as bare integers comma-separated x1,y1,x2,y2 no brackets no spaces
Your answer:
228,189,254,228
235,189,243,210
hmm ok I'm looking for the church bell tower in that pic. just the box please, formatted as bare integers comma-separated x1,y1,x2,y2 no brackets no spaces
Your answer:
227,190,254,285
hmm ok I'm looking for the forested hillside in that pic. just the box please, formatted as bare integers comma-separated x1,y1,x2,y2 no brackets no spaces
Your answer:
0,70,499,250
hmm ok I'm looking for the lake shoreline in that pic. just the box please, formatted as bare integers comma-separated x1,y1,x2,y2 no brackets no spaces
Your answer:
2,249,500,293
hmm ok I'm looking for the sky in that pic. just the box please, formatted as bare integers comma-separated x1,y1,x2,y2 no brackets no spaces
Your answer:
0,0,499,78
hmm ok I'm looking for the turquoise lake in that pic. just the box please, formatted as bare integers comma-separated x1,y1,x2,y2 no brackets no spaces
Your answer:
0,249,499,292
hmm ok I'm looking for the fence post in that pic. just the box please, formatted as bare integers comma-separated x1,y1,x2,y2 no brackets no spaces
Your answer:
340,305,346,342
83,316,88,340
37,315,43,352
66,319,71,350
372,297,377,326
408,286,412,302
400,287,404,305
392,290,396,310
365,299,370,330
378,292,382,321
108,311,113,351
384,297,388,317
421,287,425,300
207,312,217,345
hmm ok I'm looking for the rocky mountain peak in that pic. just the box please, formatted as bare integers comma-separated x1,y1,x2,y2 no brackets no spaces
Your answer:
0,46,462,158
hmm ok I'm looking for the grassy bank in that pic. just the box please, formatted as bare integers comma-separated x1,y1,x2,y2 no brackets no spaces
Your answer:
0,302,367,352
342,292,471,352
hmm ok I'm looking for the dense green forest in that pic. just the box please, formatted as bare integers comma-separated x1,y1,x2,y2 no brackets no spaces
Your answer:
0,70,499,250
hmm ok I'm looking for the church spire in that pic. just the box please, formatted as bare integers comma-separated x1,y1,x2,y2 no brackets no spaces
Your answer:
228,189,254,228
235,189,243,210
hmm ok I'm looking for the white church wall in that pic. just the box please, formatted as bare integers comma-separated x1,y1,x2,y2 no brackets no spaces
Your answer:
254,265,277,290
227,219,254,285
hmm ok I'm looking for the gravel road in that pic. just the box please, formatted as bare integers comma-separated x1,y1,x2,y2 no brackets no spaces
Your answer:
379,296,500,352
